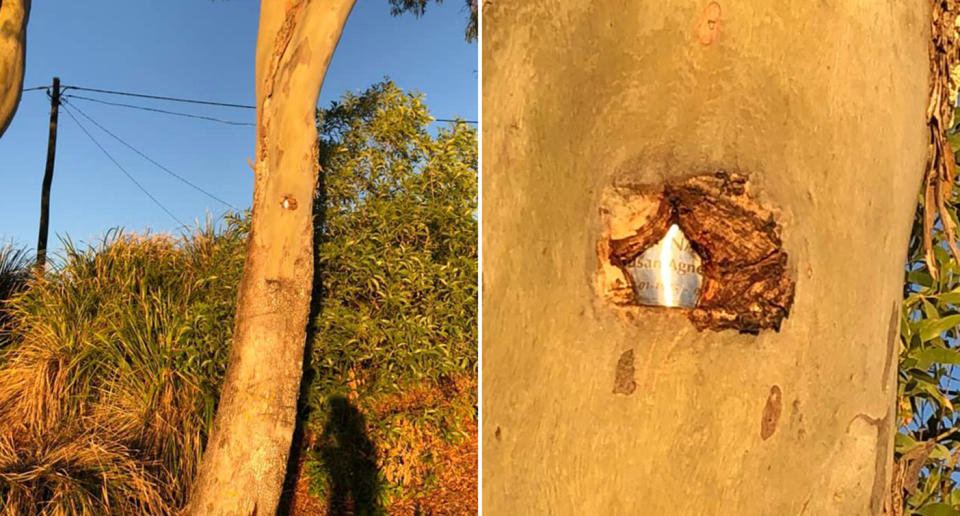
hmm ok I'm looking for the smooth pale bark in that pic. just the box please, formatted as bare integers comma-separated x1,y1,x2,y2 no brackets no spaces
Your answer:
482,1,928,515
186,1,355,514
0,0,29,138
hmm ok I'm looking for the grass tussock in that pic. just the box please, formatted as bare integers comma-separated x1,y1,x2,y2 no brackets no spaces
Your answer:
0,220,245,515
0,244,32,340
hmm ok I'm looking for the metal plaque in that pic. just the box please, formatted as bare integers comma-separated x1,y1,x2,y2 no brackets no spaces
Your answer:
625,224,703,308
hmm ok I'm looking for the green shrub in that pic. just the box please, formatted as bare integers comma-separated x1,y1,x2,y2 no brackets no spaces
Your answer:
898,106,960,513
304,80,478,508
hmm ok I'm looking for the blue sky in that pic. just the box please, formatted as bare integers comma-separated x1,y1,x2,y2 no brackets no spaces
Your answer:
0,0,477,254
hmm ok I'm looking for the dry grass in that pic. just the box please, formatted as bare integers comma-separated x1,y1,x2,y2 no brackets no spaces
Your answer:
0,223,245,514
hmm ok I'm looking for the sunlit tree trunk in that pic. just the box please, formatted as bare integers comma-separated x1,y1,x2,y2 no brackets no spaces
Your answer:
481,1,929,514
186,1,355,514
0,0,29,138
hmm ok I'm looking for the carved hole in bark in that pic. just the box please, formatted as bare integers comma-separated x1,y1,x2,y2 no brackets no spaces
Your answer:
281,195,298,210
597,171,795,334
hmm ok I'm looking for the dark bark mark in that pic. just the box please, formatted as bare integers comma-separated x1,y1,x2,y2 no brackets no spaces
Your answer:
790,398,806,440
607,171,795,333
883,302,899,391
612,349,637,395
760,385,782,440
495,426,502,441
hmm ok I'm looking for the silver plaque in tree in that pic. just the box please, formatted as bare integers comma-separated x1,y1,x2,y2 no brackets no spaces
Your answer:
625,224,703,308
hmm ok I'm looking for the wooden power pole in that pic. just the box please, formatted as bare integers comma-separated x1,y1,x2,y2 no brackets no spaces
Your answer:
36,76,60,268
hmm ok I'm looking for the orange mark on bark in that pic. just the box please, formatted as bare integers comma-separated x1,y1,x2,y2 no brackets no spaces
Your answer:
696,2,722,45
760,385,782,440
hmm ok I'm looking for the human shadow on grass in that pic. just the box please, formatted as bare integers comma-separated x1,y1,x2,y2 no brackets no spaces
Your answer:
277,168,383,515
277,392,384,516
318,395,383,515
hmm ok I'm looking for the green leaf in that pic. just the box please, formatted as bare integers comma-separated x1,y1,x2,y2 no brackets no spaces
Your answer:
938,291,960,306
896,432,920,454
918,314,960,342
924,299,942,320
915,347,960,370
909,270,935,288
916,503,960,516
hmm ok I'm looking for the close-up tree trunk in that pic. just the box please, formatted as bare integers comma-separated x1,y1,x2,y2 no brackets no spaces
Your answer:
186,1,355,514
0,0,30,138
481,1,929,514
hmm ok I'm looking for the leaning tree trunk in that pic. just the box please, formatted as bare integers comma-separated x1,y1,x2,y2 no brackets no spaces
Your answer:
0,0,29,138
482,1,929,515
186,1,355,514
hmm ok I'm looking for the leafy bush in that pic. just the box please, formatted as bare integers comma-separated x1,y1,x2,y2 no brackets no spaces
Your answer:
0,81,477,514
304,80,478,510
898,107,960,515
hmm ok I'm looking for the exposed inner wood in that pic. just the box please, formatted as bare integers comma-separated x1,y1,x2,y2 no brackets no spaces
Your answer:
603,171,795,333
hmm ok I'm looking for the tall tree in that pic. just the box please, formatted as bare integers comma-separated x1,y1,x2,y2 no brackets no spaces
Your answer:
184,3,357,513
482,1,930,515
0,0,29,138
187,2,474,514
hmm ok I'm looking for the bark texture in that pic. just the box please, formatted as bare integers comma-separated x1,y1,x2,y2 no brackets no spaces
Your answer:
0,0,29,139
186,1,355,514
482,1,929,514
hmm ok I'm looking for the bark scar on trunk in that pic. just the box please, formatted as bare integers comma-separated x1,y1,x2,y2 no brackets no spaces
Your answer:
612,349,637,395
760,385,782,440
598,171,795,334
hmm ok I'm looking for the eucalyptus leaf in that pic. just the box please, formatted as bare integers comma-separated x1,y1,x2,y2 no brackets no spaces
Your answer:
916,503,960,516
919,314,960,342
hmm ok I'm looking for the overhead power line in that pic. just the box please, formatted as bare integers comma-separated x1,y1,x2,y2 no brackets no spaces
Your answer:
25,83,477,124
64,85,257,110
64,94,255,127
60,102,186,228
62,99,236,209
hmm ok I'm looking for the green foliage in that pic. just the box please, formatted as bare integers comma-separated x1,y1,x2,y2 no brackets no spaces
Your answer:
898,106,960,514
388,0,478,42
305,80,477,506
309,80,477,405
0,81,477,514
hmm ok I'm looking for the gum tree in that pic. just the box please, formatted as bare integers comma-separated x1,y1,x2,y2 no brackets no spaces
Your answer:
186,1,475,514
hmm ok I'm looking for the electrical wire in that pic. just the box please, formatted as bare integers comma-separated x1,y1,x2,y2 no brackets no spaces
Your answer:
61,98,237,209
64,85,257,110
60,102,187,228
30,83,477,123
64,94,255,127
